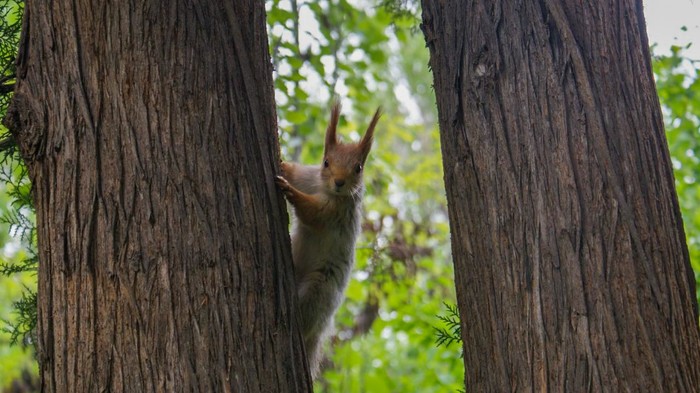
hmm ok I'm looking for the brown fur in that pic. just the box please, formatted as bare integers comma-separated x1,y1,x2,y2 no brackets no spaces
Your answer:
276,102,381,379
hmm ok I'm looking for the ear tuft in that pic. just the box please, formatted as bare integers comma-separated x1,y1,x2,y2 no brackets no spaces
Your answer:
359,107,382,162
325,101,341,151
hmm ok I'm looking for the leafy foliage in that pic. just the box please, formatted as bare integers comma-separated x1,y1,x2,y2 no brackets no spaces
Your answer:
434,302,461,350
0,90,37,350
0,1,39,390
0,147,37,347
652,42,700,306
0,270,37,390
0,0,21,106
2,287,35,344
267,1,462,391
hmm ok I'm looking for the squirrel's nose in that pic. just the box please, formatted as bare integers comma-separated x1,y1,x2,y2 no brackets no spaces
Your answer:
335,179,345,187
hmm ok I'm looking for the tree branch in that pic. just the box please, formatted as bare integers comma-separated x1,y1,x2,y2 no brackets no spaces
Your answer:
0,82,15,95
0,135,16,152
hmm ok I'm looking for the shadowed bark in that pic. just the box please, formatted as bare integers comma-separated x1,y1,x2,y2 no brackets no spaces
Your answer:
3,1,312,391
422,0,700,391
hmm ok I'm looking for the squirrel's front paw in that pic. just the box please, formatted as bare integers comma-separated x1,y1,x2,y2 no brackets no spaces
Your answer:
276,175,295,199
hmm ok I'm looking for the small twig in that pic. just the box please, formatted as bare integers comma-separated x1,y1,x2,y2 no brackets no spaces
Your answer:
0,136,16,152
0,82,15,94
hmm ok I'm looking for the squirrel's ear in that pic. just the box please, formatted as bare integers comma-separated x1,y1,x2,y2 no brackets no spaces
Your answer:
325,101,341,151
359,107,382,163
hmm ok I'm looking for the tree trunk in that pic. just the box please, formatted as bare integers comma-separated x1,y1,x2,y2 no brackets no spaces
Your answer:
421,1,700,391
3,1,312,392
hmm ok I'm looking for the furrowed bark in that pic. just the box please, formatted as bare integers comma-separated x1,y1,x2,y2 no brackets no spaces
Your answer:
422,1,700,391
4,1,312,391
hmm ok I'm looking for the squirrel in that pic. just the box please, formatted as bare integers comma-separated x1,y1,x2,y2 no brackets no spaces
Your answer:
276,102,381,379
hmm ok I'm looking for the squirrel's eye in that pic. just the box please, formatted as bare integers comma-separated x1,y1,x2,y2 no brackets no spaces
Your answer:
324,159,329,168
355,164,362,173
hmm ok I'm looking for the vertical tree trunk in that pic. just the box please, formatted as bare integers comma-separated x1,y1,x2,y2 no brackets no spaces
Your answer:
4,1,311,392
422,1,700,391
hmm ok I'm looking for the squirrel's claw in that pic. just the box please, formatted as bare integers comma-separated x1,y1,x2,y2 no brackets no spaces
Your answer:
276,175,294,199
275,175,289,188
